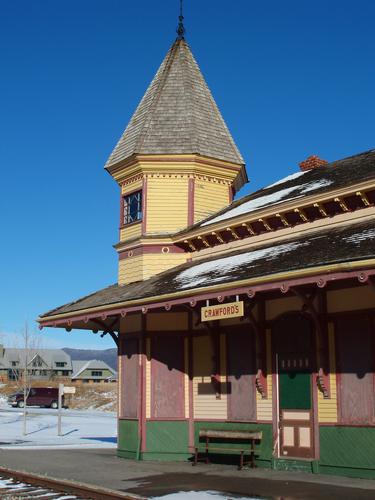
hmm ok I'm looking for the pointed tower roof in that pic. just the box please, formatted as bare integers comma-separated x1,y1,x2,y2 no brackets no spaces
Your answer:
105,38,244,170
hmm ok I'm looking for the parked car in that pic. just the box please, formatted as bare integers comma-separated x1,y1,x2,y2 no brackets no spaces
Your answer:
7,387,63,409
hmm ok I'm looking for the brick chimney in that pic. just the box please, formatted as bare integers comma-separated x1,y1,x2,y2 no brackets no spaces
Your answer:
299,155,328,172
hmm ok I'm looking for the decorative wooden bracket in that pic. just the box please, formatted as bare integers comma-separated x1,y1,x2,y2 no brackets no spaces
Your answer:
91,317,119,348
316,368,329,398
256,368,267,399
245,300,268,399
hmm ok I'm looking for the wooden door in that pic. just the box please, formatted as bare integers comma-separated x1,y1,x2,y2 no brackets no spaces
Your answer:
273,314,315,459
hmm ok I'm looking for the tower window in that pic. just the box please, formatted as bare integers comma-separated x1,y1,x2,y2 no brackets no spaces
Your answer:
123,190,142,225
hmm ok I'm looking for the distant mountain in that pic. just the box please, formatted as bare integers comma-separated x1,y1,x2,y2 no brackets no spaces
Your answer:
62,348,117,371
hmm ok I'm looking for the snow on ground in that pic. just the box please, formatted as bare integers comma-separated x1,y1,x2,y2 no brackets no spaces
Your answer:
175,241,310,289
0,407,117,449
201,178,333,227
0,478,77,499
151,492,259,500
0,394,8,408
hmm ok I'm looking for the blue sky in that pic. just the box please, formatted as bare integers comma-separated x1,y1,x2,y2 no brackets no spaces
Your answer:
0,0,374,349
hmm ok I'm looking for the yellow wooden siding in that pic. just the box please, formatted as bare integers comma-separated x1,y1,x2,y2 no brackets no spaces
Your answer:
318,323,338,423
327,285,374,313
119,253,188,285
184,337,189,418
146,338,151,419
147,312,188,331
142,253,188,280
121,178,143,195
194,179,230,223
120,222,142,242
193,335,227,420
256,329,273,421
118,256,143,285
146,177,189,233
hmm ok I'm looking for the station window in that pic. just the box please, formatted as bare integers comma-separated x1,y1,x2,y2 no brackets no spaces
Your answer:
91,371,103,377
123,190,142,225
56,362,66,367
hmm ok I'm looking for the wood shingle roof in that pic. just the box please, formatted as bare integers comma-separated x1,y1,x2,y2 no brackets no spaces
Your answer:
105,38,244,169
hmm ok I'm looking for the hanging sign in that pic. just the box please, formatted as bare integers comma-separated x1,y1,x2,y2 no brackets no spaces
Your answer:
201,301,244,322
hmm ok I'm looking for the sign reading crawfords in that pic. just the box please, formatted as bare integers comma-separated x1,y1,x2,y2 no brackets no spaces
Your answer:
201,301,244,322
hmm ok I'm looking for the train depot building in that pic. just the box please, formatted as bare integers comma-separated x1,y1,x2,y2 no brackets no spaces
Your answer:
39,34,375,478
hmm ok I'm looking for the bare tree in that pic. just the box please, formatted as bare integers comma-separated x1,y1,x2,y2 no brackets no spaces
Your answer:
10,322,41,435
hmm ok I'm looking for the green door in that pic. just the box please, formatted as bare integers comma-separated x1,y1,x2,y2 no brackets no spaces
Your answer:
280,371,312,410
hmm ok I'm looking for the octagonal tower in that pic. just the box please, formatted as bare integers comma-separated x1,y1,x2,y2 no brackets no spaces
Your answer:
105,38,247,285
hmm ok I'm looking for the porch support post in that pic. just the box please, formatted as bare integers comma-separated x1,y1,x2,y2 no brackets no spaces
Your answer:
290,287,330,398
187,311,194,449
137,316,147,458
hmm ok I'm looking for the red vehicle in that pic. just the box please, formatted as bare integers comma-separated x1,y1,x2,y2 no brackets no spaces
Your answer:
7,387,63,409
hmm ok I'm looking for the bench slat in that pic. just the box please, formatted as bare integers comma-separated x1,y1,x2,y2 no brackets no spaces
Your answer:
194,447,253,453
199,429,262,440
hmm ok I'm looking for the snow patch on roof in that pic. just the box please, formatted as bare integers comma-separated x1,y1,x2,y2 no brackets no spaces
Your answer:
266,170,307,189
299,179,333,194
201,178,333,227
175,241,310,289
343,228,375,244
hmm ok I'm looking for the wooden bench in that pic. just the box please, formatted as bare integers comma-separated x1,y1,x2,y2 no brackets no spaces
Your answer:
192,429,262,470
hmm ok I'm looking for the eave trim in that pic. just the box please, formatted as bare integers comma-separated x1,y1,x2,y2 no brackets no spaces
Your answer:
38,259,375,326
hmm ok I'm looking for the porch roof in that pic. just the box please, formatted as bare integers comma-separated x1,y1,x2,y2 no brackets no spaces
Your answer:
39,218,375,323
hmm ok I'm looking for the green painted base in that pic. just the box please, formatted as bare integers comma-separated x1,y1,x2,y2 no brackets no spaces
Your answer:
319,465,375,480
141,452,192,461
117,420,375,478
272,458,317,473
117,450,138,460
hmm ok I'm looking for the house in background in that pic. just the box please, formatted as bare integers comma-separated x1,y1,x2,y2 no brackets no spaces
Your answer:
71,359,116,384
0,346,72,381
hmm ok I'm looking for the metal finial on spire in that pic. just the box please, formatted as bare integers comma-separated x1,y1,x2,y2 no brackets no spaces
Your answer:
176,0,185,39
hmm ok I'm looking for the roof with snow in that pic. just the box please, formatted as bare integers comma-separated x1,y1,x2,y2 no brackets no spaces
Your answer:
105,38,244,169
40,218,375,318
179,149,375,232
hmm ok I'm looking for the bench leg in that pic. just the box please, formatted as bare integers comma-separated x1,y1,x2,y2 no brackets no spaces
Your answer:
238,450,244,470
193,447,198,466
205,437,210,464
250,441,255,468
